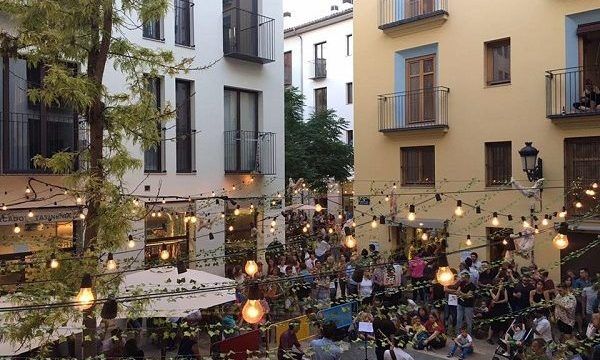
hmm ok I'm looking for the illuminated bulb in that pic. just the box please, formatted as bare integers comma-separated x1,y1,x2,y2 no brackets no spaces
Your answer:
76,196,82,204
13,223,21,234
328,228,334,234
338,213,343,220
232,185,236,191
228,225,234,232
465,235,472,246
345,235,356,249
211,191,216,197
234,208,240,216
314,204,323,213
294,190,298,194
534,225,540,234
371,216,378,228
245,260,258,277
132,199,139,207
27,210,34,218
521,217,530,228
421,232,428,241
277,192,282,198
491,212,499,226
593,183,599,189
1,204,7,211
221,212,226,219
270,219,277,227
270,226,275,234
559,207,567,218
79,212,86,220
75,274,95,311
184,216,190,223
436,267,454,286
25,186,31,194
151,212,156,218
385,195,389,202
157,211,162,217
49,254,59,269
407,205,416,221
161,198,166,204
553,233,569,249
128,238,135,248
106,253,117,271
160,245,170,260
306,223,311,229
242,299,264,324
454,200,464,217
575,200,583,208
302,226,308,233
502,239,508,246
190,215,197,224
542,216,549,226
393,183,397,190
586,189,596,196
351,221,356,227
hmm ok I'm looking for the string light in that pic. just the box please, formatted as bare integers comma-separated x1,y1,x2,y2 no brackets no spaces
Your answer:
132,199,139,207
79,209,86,220
465,234,472,246
351,221,356,227
49,254,59,269
559,207,567,218
76,196,82,204
1,204,6,211
371,216,378,228
232,185,236,191
234,206,241,216
211,191,216,197
75,274,94,311
244,260,258,277
521,216,530,228
277,192,282,198
127,235,135,248
542,215,549,226
392,183,397,190
436,257,453,286
242,285,264,324
328,228,334,234
269,226,275,234
345,235,356,248
314,204,323,213
221,212,226,219
270,218,277,227
161,198,166,204
228,225,234,232
338,213,343,220
502,239,508,246
13,223,21,234
586,189,596,196
485,213,497,227
384,195,389,202
159,244,170,260
575,198,583,208
454,200,464,217
534,225,540,234
553,233,569,250
593,182,599,189
421,232,428,241
25,186,31,194
27,210,34,218
157,211,162,217
302,226,308,233
407,205,416,221
106,253,117,271
190,213,197,224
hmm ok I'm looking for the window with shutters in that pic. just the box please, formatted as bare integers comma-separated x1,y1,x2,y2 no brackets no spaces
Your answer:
284,51,292,86
175,79,194,173
485,38,511,86
346,82,353,104
565,137,600,216
314,87,327,113
144,77,164,173
401,146,435,186
485,141,512,186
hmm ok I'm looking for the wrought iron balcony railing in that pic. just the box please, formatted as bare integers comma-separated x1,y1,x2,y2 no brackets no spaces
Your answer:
223,7,275,64
378,86,449,132
378,0,449,30
224,130,275,175
310,58,327,79
545,66,600,119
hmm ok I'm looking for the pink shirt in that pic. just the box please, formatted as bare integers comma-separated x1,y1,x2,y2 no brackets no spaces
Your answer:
409,257,426,278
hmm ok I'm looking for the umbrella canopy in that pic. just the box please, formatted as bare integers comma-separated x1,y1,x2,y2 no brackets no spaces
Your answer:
118,267,236,318
284,204,316,212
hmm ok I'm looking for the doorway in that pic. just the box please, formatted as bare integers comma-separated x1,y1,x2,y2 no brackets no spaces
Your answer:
405,54,436,124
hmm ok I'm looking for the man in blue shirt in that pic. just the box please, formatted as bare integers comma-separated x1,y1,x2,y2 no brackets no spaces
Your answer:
310,322,342,360
574,268,592,289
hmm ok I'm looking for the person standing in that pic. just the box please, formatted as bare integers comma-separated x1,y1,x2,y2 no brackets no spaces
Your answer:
409,252,427,301
373,309,397,360
455,272,476,335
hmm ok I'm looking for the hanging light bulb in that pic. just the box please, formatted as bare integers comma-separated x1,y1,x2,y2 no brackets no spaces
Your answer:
559,207,567,218
161,198,166,204
160,244,170,260
338,213,343,220
302,226,308,233
190,213,197,223
157,211,162,217
228,225,234,232
502,238,508,246
242,284,265,324
542,215,549,226
436,256,453,286
553,233,569,250
27,209,34,218
593,182,599,189
305,223,311,229
454,200,464,217
234,206,241,216
384,195,390,202
351,221,356,228
534,225,540,234
586,189,596,196
521,216,530,228
79,209,86,220
76,196,82,204
491,212,500,226
575,198,583,208
151,211,156,218
75,274,95,311
250,203,254,210
49,254,59,269
270,218,277,227
25,186,31,194
421,232,429,241
345,235,357,248
314,204,323,213
128,235,135,248
245,260,258,277
393,183,397,190
106,253,117,271
371,216,378,228
270,226,275,234
13,223,21,234
1,204,7,211
277,192,282,198
407,205,416,221
132,198,139,207
232,185,236,191
465,235,472,246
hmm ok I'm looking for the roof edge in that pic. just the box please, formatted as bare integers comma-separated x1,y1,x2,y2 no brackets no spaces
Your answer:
284,8,353,38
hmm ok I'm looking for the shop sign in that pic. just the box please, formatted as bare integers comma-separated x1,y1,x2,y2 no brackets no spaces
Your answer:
358,197,370,206
0,207,79,225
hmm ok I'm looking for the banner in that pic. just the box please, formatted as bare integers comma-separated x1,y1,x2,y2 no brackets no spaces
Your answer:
0,207,79,225
217,330,260,360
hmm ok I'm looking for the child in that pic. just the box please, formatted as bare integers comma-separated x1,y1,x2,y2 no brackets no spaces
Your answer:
447,326,473,359
500,321,526,356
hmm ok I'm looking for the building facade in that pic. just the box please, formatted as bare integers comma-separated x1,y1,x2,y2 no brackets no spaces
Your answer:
354,0,600,279
0,0,285,281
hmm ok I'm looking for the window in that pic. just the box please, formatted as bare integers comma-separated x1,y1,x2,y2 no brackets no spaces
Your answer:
314,87,327,113
485,38,510,85
485,141,512,186
175,80,194,173
224,88,259,172
401,146,435,186
314,42,326,60
346,34,353,56
406,54,436,123
284,51,292,86
346,82,353,104
144,203,189,264
565,137,600,216
143,18,162,40
405,0,435,18
175,0,194,46
144,77,163,173
487,227,513,264
346,130,354,146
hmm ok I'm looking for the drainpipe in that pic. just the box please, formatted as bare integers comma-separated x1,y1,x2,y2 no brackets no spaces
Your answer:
290,27,304,101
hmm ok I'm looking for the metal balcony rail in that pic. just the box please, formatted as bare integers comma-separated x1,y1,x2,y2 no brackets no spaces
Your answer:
175,0,194,46
378,86,449,132
3,111,77,173
310,58,327,79
223,7,275,64
545,66,600,118
379,0,448,29
224,130,275,175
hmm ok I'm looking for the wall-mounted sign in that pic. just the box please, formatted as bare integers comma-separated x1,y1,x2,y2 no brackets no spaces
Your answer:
358,197,370,206
0,207,79,226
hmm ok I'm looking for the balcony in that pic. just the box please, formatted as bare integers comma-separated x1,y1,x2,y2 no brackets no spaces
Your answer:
378,0,448,37
223,7,275,64
309,58,327,80
378,86,449,133
224,130,275,175
3,111,78,173
546,66,600,123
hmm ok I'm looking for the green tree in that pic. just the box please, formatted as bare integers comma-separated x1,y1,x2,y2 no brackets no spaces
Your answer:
285,87,353,193
0,0,210,355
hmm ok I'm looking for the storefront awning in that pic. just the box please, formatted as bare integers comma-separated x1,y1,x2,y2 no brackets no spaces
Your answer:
568,220,600,233
394,218,447,229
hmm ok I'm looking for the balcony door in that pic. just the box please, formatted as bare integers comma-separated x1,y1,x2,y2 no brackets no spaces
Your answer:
406,54,436,124
223,0,258,56
224,88,258,173
405,0,435,18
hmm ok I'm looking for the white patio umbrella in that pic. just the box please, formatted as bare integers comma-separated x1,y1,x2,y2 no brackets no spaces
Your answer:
118,266,236,318
284,204,316,212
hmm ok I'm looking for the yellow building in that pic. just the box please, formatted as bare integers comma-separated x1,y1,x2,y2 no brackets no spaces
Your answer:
354,0,600,280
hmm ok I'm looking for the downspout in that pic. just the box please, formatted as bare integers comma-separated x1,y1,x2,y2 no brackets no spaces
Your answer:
290,27,304,99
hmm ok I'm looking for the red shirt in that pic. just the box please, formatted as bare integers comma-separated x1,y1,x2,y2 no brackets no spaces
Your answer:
424,319,445,334
409,257,426,278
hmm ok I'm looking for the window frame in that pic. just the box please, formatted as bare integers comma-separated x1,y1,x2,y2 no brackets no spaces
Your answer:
346,82,353,104
142,18,163,41
284,51,292,86
485,141,512,187
175,79,195,173
175,0,194,47
564,136,600,216
144,76,164,173
485,38,511,86
314,87,327,114
346,34,353,56
401,146,435,187
346,130,354,146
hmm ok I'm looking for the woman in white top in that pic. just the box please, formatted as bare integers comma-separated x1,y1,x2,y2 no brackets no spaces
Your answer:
384,338,414,360
359,271,373,298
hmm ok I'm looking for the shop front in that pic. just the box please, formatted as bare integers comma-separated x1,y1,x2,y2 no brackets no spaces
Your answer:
144,201,194,265
224,199,259,278
389,218,448,260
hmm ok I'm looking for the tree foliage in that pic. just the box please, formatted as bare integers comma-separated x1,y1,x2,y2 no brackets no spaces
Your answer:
0,0,202,353
285,87,353,193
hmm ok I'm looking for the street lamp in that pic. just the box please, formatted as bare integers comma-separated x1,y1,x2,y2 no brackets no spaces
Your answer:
518,142,543,182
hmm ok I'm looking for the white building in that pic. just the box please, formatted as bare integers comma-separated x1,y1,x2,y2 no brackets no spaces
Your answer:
283,4,354,146
0,0,285,280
